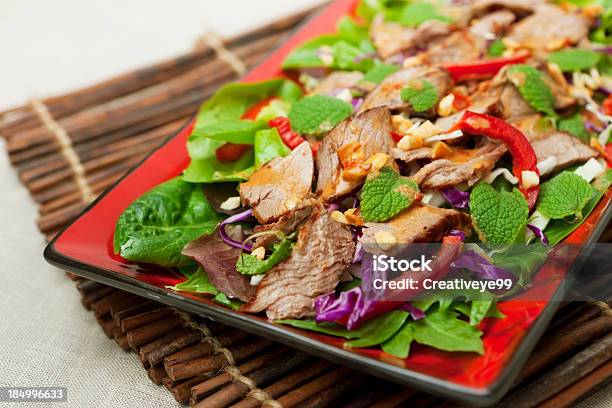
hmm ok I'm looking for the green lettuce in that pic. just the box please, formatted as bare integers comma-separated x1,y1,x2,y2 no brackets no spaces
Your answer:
183,79,301,183
113,177,224,267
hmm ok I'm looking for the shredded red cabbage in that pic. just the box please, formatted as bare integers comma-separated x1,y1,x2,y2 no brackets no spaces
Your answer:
219,208,254,251
399,303,426,320
314,288,360,324
351,98,364,111
527,224,549,246
451,250,516,282
440,187,470,209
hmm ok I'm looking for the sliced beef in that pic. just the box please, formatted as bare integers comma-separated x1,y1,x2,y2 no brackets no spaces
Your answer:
316,107,394,201
359,66,452,114
239,142,314,224
506,4,590,51
391,147,433,164
530,132,597,175
182,232,255,302
410,142,507,189
370,14,450,59
469,9,516,39
424,10,514,65
362,204,472,245
471,0,544,16
311,71,364,95
252,205,314,249
241,206,355,320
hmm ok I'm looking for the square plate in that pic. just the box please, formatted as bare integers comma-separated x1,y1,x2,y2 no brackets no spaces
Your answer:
44,0,612,405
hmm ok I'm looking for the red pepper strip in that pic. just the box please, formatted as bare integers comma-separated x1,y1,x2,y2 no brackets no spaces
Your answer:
214,97,277,162
390,131,404,143
241,96,278,120
454,111,540,208
606,144,612,168
445,52,529,82
268,116,308,150
603,94,612,117
346,235,463,329
215,143,252,162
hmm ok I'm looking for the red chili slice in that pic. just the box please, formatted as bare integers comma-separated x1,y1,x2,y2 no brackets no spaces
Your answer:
215,143,252,162
445,52,530,82
454,111,540,208
268,116,308,150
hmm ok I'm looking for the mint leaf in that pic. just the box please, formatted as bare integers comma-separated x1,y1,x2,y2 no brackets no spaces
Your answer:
538,171,593,219
361,167,421,222
288,95,353,135
362,63,400,84
558,114,590,141
507,64,556,117
412,307,484,354
487,38,506,57
400,79,438,112
381,321,413,358
236,239,292,275
169,267,219,295
547,49,601,72
469,184,529,244
397,2,451,27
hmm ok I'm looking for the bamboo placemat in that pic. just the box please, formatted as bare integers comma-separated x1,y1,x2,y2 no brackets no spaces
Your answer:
1,6,611,407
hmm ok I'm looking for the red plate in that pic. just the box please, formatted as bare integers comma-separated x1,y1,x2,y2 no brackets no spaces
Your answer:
44,0,612,405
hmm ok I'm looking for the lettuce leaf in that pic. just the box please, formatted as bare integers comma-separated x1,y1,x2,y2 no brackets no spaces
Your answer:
113,177,224,266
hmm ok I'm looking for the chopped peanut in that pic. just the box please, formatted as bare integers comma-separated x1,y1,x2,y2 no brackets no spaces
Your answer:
391,115,414,134
331,210,350,225
431,141,453,159
344,208,364,227
547,62,568,89
284,198,298,210
582,4,603,19
412,121,443,139
342,165,369,181
546,38,567,52
520,170,540,189
361,153,389,173
337,142,365,168
402,55,423,68
251,246,266,260
374,231,397,250
437,93,455,117
590,137,607,156
220,196,241,211
397,135,424,151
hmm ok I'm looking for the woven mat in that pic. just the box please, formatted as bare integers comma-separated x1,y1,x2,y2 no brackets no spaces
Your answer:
1,6,611,408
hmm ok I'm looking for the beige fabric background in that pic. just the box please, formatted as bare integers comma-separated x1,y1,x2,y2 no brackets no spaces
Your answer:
0,1,609,407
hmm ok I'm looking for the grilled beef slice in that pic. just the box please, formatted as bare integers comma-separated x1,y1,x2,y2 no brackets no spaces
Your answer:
370,14,450,59
530,132,598,175
410,142,508,189
506,4,591,52
362,204,472,245
311,71,364,95
239,142,314,224
316,107,395,201
359,66,452,115
241,206,355,320
182,231,255,302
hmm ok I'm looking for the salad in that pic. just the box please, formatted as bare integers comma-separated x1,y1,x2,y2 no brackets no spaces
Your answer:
113,0,612,358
